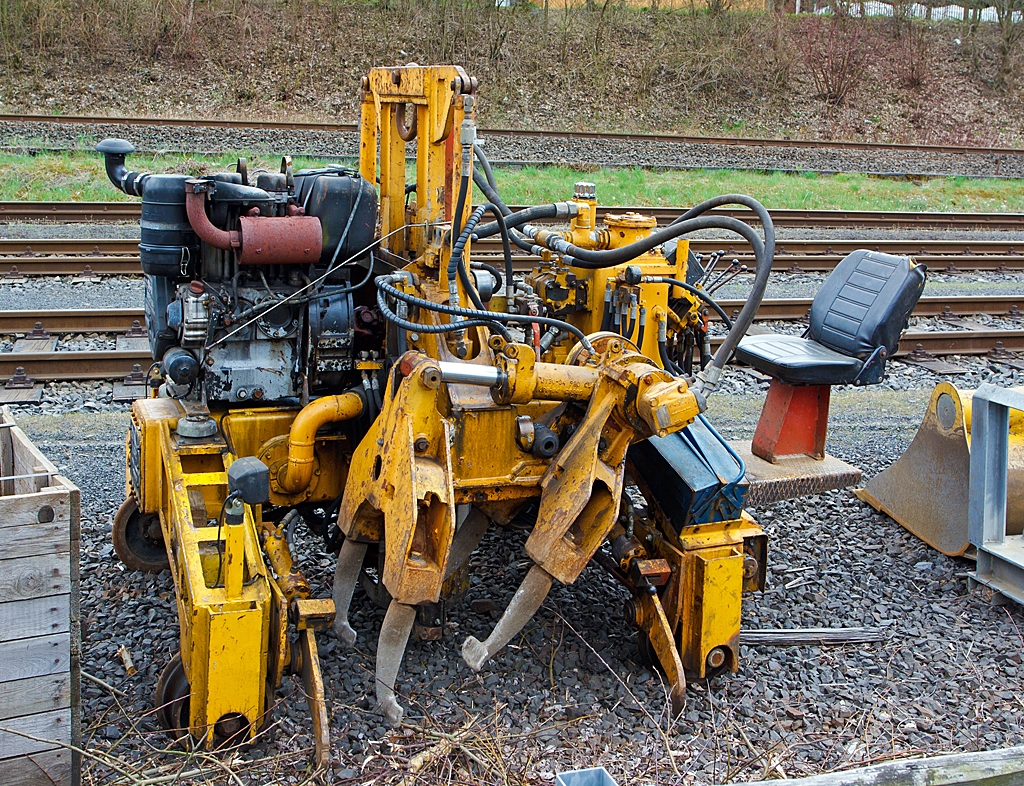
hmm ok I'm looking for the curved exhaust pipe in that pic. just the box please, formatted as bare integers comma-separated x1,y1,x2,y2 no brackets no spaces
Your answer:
184,180,240,250
95,138,146,196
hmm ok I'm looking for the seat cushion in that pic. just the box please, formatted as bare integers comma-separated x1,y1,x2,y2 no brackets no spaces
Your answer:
736,333,864,386
809,250,926,359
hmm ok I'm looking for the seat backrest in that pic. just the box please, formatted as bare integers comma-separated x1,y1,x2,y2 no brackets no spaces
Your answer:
808,250,926,359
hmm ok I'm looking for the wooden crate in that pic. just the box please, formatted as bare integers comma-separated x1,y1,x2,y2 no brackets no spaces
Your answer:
0,407,81,786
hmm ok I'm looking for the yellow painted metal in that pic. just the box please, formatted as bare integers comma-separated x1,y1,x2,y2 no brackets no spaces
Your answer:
856,383,1024,556
524,195,697,367
144,400,272,741
360,65,472,263
277,392,364,494
130,397,338,761
631,454,764,682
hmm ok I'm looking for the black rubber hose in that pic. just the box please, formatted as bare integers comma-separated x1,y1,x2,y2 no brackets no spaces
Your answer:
473,170,536,254
649,277,734,330
452,172,470,249
473,203,560,239
528,207,772,382
668,195,775,377
470,261,503,294
477,203,513,303
659,339,682,376
474,143,498,191
530,214,762,270
376,288,513,341
449,204,490,311
377,276,594,352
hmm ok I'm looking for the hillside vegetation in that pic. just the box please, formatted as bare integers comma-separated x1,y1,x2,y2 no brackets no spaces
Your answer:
0,0,1021,146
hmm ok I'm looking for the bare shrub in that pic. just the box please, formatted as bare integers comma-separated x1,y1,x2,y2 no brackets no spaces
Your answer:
993,0,1024,89
893,21,932,90
803,16,867,105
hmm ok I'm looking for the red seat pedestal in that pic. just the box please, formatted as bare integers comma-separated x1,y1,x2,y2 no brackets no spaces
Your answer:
751,380,830,463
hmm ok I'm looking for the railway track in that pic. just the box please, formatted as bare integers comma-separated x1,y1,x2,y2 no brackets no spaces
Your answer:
0,298,1019,384
3,112,1023,157
5,201,1024,231
1,297,1018,335
2,238,1023,277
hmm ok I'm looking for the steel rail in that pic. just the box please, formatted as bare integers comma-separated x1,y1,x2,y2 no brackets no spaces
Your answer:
0,252,1021,277
0,238,139,255
0,309,146,333
5,201,1024,231
0,349,151,381
1,236,1021,259
3,112,1023,156
714,295,1024,322
708,329,1024,357
0,296,1019,336
0,329,1018,383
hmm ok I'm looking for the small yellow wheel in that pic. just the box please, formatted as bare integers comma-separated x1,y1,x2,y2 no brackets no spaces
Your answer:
112,496,168,573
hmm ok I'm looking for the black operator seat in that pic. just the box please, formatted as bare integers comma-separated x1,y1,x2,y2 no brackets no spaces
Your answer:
735,250,926,386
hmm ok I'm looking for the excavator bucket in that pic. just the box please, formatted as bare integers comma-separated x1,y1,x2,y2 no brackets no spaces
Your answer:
855,382,1024,557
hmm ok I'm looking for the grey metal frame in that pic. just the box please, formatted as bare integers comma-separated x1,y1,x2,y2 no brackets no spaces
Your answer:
968,384,1024,603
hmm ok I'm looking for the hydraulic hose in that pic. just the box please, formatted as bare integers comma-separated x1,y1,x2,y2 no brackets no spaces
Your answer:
473,143,497,191
473,203,565,239
478,204,513,306
377,275,594,352
668,195,775,392
472,149,537,255
525,199,774,395
644,277,734,330
526,214,762,270
470,261,503,294
376,287,513,341
448,204,490,311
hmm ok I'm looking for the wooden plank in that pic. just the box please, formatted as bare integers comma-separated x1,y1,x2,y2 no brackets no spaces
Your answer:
0,594,70,642
0,520,70,561
0,709,71,761
0,633,70,683
0,674,71,721
744,744,1024,786
4,409,60,477
0,485,71,532
0,417,13,496
3,747,72,786
0,553,71,603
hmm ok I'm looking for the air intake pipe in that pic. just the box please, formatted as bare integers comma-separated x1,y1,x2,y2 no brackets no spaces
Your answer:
95,138,147,196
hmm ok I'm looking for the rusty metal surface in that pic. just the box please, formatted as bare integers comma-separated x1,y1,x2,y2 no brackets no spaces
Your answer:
0,257,140,276
5,111,1024,155
0,309,144,334
238,215,323,265
0,238,139,255
732,441,863,507
0,349,151,380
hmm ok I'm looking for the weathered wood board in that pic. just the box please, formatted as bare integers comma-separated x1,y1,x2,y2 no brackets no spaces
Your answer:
741,744,1024,786
0,407,81,785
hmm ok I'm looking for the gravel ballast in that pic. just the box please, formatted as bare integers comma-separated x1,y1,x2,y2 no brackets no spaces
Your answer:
3,120,1024,178
3,209,1024,782
10,370,1024,784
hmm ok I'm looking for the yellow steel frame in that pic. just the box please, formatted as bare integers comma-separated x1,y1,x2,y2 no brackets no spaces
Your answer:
130,398,337,764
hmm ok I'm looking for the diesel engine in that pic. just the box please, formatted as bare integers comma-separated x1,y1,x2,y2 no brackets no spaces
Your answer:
96,139,381,404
